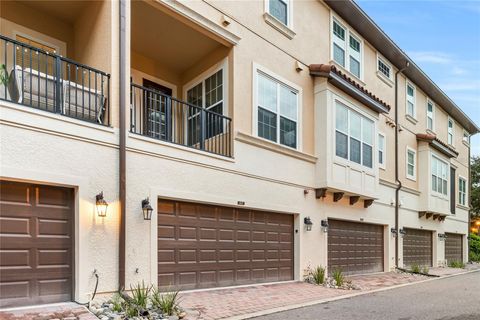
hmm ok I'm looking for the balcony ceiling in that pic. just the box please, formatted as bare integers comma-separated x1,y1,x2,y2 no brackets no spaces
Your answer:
131,0,225,75
17,1,91,24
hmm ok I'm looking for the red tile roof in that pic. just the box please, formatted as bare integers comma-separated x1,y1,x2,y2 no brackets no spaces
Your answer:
416,133,458,158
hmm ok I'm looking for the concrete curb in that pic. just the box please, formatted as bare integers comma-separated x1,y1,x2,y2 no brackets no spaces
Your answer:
225,269,480,320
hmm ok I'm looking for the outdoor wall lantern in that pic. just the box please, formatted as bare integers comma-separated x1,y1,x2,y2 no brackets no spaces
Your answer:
304,217,313,231
438,233,447,241
399,228,407,237
321,219,329,233
95,192,108,217
390,228,398,237
142,198,153,220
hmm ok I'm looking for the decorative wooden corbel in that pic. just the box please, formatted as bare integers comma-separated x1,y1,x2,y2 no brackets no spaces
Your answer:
350,196,360,205
419,211,426,218
333,192,344,202
364,199,374,208
315,188,327,199
426,212,433,219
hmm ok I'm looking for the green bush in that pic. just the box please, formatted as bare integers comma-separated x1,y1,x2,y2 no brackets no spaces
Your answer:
421,265,429,274
470,233,480,262
130,281,151,309
311,266,326,285
410,263,421,273
332,268,344,287
111,293,125,312
448,260,465,268
151,287,180,316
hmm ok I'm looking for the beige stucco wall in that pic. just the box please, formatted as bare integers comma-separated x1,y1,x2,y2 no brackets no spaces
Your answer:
0,0,472,303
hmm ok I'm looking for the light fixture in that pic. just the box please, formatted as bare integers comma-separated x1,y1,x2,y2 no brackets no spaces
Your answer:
321,219,329,233
95,192,108,217
438,233,446,241
391,228,398,237
304,217,313,231
399,228,407,237
141,198,153,220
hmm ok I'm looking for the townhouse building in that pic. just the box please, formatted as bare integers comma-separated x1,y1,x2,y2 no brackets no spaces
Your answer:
0,0,478,308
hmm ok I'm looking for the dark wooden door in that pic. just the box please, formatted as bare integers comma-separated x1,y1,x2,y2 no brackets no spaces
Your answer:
403,228,432,267
143,79,173,140
328,220,384,275
157,200,294,290
445,233,463,263
0,181,74,307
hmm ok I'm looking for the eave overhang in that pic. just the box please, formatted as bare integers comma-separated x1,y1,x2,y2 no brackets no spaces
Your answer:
416,133,458,158
310,64,390,114
324,0,479,134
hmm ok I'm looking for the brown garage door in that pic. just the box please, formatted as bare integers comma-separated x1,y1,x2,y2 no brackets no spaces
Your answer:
157,200,294,290
403,228,432,267
0,181,74,308
445,233,463,263
328,220,384,275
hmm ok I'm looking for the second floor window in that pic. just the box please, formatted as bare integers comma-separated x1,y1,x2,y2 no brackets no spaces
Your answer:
257,72,298,149
463,131,470,144
378,133,385,168
432,155,448,196
459,177,467,206
406,83,415,118
335,102,374,169
332,19,362,78
406,148,416,180
427,100,434,131
269,0,289,25
448,118,454,145
377,58,391,80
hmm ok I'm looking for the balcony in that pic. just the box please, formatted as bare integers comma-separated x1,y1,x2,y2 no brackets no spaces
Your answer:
129,0,234,157
130,83,232,157
0,1,111,126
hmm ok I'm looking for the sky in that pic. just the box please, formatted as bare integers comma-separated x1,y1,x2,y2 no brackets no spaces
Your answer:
356,0,480,156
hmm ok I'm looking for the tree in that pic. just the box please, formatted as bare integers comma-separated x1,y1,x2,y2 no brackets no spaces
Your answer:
471,156,480,218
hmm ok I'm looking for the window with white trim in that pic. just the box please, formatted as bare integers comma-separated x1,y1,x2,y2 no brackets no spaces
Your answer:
268,0,290,26
406,148,416,180
448,118,454,145
378,133,385,168
427,100,434,131
406,83,415,118
335,102,374,169
377,57,391,80
256,71,298,149
431,155,448,196
459,177,467,206
332,18,362,79
463,130,470,144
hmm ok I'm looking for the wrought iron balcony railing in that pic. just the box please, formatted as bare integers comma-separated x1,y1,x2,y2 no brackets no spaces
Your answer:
130,83,232,157
0,34,110,126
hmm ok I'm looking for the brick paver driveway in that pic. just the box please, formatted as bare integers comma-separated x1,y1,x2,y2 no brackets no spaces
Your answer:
0,302,95,320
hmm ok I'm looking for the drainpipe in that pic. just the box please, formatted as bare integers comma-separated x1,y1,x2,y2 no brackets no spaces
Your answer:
394,61,409,268
119,0,127,290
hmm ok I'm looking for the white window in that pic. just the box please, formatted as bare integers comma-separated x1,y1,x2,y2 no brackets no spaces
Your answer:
463,130,470,144
459,177,467,206
332,18,362,79
377,57,392,80
427,100,434,131
448,118,454,145
431,155,448,196
378,133,385,168
268,0,290,26
406,148,416,180
335,102,374,169
406,83,416,118
256,71,298,149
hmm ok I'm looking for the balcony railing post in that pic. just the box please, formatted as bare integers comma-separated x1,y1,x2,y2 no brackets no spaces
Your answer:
55,55,62,114
200,109,206,150
165,96,172,142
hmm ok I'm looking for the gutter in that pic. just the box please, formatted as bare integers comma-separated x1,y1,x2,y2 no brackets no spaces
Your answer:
119,0,127,290
394,61,409,268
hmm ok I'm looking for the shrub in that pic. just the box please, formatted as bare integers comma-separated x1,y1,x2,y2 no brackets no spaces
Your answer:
470,251,480,262
470,233,480,262
410,263,421,273
331,268,344,287
130,281,151,309
421,265,429,274
448,260,465,268
111,293,125,312
151,287,180,316
311,266,326,285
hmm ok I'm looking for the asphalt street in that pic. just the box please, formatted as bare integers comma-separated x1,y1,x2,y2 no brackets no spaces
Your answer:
252,271,480,320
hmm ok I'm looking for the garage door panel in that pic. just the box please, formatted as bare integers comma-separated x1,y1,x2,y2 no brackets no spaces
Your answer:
445,233,463,263
158,200,294,290
328,220,384,275
0,181,73,308
403,228,432,267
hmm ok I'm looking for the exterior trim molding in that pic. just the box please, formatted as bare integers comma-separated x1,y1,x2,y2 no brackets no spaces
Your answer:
157,0,241,45
263,12,296,39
